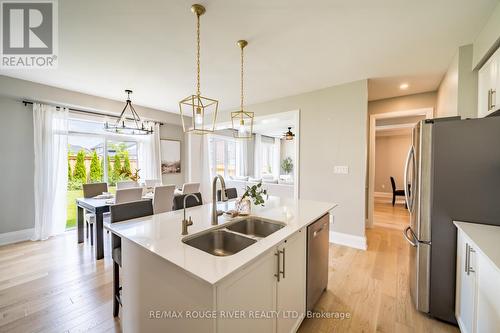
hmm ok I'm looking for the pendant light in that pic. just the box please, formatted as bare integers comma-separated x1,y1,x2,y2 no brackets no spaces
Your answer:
104,89,153,135
179,4,219,135
284,127,295,140
231,40,254,139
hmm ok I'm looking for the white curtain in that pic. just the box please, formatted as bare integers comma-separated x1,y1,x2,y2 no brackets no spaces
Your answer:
236,140,248,176
273,137,281,178
199,134,213,202
32,103,68,241
138,123,162,182
253,134,262,178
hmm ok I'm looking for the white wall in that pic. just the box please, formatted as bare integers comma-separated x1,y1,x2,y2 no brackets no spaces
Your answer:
436,44,478,119
374,134,411,193
436,52,459,118
208,80,368,243
0,75,186,237
473,1,500,69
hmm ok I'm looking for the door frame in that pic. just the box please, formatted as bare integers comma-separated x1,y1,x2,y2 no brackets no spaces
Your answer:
367,107,433,228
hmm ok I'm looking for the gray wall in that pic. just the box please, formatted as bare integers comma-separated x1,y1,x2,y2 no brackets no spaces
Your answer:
217,80,368,238
0,96,35,234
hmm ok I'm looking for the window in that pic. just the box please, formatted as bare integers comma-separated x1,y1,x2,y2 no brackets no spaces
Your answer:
261,141,275,175
66,118,142,229
209,136,237,178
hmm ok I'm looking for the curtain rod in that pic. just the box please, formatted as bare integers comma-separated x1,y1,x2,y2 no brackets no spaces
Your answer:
22,100,165,125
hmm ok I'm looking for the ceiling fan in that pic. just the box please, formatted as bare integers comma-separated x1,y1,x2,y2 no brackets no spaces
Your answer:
283,127,295,140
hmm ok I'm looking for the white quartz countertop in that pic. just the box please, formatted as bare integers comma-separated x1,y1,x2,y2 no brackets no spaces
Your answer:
105,196,336,285
454,221,500,272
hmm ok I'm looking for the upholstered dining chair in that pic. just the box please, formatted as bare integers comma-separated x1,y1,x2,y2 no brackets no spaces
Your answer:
110,200,154,317
173,192,203,210
145,179,162,187
82,182,108,245
217,188,238,201
115,187,143,204
153,184,176,214
174,182,200,196
116,180,138,190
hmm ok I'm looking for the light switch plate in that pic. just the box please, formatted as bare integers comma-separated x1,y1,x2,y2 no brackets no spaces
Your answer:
334,165,349,174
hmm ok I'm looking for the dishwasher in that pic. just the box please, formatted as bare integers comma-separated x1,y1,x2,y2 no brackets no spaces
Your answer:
306,213,330,311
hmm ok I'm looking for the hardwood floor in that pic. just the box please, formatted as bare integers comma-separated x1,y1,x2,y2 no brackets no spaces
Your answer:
298,229,458,333
373,196,410,230
0,231,120,333
0,224,458,333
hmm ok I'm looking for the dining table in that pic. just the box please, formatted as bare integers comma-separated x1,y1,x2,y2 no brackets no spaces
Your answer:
76,192,155,260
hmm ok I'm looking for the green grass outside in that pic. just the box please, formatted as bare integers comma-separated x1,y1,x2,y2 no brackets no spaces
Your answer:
66,186,116,229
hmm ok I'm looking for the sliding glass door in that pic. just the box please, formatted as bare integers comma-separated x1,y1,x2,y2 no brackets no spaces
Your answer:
66,119,141,229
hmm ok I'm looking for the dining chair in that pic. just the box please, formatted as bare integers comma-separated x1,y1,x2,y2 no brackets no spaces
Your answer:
217,188,238,201
115,187,143,204
109,200,154,317
175,182,200,195
173,192,203,210
116,180,138,190
145,179,162,187
390,176,406,207
153,184,176,214
82,182,108,245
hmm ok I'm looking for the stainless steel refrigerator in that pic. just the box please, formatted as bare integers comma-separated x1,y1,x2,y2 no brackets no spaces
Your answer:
402,115,500,324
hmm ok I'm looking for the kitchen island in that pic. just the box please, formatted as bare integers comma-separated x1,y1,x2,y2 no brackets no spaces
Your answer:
106,196,336,333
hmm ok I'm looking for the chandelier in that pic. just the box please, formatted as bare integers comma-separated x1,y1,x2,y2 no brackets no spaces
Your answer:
179,4,219,135
104,89,153,135
231,40,254,139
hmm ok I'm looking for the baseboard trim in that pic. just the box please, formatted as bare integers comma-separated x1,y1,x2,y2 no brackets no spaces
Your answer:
329,231,367,250
0,228,34,246
374,191,406,203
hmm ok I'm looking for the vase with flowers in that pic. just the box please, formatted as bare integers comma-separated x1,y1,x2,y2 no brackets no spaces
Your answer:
236,182,268,215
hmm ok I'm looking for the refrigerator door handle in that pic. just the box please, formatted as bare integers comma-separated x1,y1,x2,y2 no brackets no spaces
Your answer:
404,145,415,213
403,226,417,247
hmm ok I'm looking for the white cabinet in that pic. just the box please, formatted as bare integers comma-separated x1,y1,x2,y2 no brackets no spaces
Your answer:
217,228,306,333
476,253,500,332
478,47,500,118
216,248,277,333
455,228,500,333
276,229,306,333
455,230,477,333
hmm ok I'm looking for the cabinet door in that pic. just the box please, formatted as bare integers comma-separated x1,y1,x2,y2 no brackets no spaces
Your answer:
455,231,477,333
476,253,500,333
276,229,306,333
216,249,277,333
479,62,490,118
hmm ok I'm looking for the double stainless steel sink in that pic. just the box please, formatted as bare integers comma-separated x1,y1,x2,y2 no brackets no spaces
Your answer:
183,217,285,257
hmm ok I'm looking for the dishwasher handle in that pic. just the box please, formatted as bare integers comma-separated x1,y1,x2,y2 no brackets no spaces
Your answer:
313,222,328,238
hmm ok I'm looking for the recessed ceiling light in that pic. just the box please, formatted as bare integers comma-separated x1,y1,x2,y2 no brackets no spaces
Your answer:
399,83,409,90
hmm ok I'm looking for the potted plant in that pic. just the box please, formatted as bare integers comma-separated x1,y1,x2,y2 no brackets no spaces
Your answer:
281,157,293,174
237,182,268,215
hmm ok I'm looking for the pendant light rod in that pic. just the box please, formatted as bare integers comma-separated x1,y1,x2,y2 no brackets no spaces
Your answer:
237,40,248,111
191,4,205,96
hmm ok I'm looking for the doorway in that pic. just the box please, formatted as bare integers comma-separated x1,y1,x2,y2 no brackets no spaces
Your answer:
367,108,433,229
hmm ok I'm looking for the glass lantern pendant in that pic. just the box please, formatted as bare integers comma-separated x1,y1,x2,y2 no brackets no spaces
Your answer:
179,4,219,135
231,40,254,139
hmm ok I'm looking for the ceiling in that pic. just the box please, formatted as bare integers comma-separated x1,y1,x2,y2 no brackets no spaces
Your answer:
1,0,497,112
